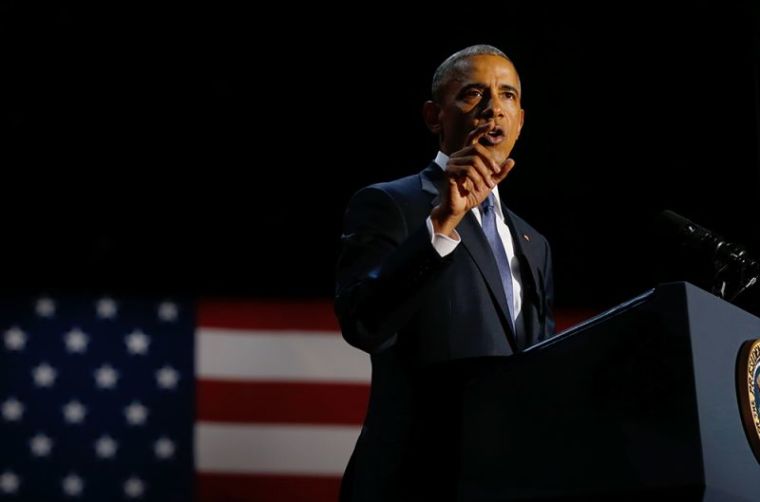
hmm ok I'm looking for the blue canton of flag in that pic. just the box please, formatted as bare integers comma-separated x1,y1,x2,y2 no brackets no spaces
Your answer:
0,296,193,501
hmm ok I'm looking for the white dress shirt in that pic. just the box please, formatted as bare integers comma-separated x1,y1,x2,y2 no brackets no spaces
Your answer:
425,151,524,330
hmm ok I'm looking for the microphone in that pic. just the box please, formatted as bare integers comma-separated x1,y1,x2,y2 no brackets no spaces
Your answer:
656,210,758,270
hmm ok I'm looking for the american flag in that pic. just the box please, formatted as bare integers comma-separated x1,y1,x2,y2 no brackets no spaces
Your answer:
0,296,371,501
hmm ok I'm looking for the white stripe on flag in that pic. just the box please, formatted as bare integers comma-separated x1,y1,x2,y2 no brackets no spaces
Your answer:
197,328,370,382
195,422,361,475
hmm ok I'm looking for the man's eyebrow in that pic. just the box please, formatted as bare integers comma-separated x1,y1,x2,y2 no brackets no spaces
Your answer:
459,83,521,97
499,84,520,96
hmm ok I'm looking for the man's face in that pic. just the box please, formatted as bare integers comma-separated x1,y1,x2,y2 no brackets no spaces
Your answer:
435,55,524,167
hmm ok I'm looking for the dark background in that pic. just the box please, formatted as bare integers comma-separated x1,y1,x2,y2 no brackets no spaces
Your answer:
3,3,759,310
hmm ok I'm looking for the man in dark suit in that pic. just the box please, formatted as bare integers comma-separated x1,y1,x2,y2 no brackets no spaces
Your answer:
335,44,555,501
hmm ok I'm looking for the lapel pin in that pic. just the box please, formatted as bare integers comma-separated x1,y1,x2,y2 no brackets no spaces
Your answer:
523,234,530,241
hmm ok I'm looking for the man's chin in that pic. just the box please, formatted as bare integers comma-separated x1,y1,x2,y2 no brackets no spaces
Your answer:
487,149,509,168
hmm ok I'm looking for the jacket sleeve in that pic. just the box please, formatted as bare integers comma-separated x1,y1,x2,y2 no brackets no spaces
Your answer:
335,185,453,354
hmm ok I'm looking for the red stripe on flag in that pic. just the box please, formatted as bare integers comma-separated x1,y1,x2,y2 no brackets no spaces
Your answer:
198,300,592,334
197,473,341,502
197,380,369,425
198,299,340,331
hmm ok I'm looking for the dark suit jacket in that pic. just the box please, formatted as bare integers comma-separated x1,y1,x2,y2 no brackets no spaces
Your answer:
335,163,555,501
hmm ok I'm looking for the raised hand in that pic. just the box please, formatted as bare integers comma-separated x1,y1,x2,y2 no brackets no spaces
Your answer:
431,120,515,237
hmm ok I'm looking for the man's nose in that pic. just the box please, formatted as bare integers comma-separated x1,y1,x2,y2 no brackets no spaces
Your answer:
481,92,504,118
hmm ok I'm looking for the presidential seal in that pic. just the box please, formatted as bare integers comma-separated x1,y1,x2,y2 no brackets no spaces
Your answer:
737,338,760,464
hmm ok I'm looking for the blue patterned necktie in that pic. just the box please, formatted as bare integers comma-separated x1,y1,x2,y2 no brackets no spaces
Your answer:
480,193,516,334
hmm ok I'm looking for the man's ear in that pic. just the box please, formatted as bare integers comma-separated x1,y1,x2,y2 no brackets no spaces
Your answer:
422,100,442,134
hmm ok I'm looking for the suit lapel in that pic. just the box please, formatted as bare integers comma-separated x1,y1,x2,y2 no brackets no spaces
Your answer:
502,207,542,294
501,205,545,347
420,163,442,203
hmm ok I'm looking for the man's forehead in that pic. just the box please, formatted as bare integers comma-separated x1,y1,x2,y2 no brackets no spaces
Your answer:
447,56,521,89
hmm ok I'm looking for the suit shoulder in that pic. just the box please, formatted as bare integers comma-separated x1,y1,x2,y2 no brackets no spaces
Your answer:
364,173,421,199
349,172,425,210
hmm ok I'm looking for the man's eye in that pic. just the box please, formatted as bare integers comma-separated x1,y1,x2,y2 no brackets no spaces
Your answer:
463,89,483,99
501,91,516,100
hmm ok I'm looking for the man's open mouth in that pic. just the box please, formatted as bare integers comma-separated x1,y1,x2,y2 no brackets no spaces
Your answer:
479,127,505,146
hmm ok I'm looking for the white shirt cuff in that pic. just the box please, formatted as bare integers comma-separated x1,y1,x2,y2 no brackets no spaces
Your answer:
426,216,461,257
